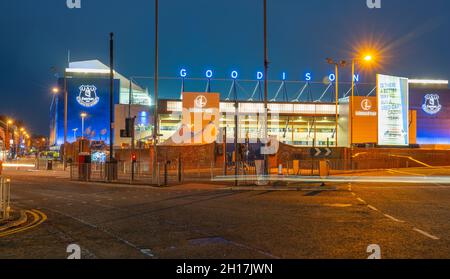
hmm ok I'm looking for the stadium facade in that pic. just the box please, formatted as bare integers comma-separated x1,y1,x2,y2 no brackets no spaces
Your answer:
49,60,450,151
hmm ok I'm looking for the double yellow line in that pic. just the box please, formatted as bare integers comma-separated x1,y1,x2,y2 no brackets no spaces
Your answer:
0,209,47,238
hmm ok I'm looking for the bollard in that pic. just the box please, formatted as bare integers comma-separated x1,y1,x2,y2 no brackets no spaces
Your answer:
210,162,214,179
1,178,11,220
164,161,169,186
156,163,161,186
177,158,182,183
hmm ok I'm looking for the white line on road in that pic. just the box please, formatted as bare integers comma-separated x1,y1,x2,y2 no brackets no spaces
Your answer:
383,214,405,223
356,198,366,204
413,228,440,240
367,205,379,212
387,169,426,177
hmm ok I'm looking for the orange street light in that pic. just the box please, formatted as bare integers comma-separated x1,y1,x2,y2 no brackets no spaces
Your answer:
350,52,377,146
363,54,373,62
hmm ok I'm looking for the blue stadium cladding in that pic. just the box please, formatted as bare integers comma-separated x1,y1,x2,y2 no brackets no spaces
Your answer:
54,77,119,146
410,88,450,144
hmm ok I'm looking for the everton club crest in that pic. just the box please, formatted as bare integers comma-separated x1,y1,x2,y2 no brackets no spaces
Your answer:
77,85,99,107
422,94,442,115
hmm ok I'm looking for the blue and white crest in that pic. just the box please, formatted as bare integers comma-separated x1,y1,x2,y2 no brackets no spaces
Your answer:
77,85,99,107
422,94,442,115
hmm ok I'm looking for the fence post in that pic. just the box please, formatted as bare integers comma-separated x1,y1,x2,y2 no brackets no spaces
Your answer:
69,163,73,180
1,178,11,220
0,178,3,219
6,178,10,219
156,162,160,186
164,161,168,186
178,158,182,183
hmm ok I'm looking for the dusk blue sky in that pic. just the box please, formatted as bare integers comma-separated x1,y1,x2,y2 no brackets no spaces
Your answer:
1,0,449,134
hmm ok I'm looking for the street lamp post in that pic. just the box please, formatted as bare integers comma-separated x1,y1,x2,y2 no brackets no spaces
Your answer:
326,58,347,147
152,0,160,184
6,120,12,160
63,69,68,170
350,55,373,146
263,0,269,175
80,113,87,139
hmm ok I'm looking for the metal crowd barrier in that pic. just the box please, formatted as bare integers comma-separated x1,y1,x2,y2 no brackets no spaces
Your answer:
0,177,11,220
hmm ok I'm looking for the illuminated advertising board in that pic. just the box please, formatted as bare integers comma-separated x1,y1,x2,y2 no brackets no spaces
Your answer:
377,74,409,146
410,88,450,144
163,92,220,145
55,78,119,145
352,96,378,144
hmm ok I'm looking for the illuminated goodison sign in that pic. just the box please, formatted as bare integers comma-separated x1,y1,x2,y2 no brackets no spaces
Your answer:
179,69,361,82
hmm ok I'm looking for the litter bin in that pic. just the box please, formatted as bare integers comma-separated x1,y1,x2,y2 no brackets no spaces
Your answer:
319,160,330,178
46,160,53,171
78,153,91,181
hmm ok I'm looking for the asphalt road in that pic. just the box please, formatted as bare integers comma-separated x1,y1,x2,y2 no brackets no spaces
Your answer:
0,168,449,259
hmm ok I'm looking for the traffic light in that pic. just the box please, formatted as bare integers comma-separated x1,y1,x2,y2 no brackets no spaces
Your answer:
131,153,137,162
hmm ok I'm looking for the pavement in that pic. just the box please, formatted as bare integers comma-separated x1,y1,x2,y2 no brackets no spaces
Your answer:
0,167,449,259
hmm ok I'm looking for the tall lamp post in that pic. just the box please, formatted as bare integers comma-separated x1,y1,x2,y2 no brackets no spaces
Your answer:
80,112,87,139
72,128,78,140
152,0,160,184
350,55,373,146
63,68,68,170
326,58,347,147
263,0,269,175
6,120,13,160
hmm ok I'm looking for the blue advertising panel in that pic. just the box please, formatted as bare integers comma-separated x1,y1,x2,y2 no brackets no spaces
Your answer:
410,88,450,144
55,78,120,145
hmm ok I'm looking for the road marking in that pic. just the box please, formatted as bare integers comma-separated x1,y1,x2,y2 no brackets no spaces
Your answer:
351,192,356,196
140,249,154,257
324,203,352,208
350,189,441,242
42,207,156,258
0,210,47,238
356,198,366,204
384,214,405,223
413,228,440,240
387,169,425,177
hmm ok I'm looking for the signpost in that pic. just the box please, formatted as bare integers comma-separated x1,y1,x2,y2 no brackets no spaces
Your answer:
310,147,332,158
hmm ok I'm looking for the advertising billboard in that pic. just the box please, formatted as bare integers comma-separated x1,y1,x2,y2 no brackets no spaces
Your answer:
377,74,409,146
352,96,378,144
165,92,220,145
410,88,450,144
55,78,120,146
182,92,220,144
